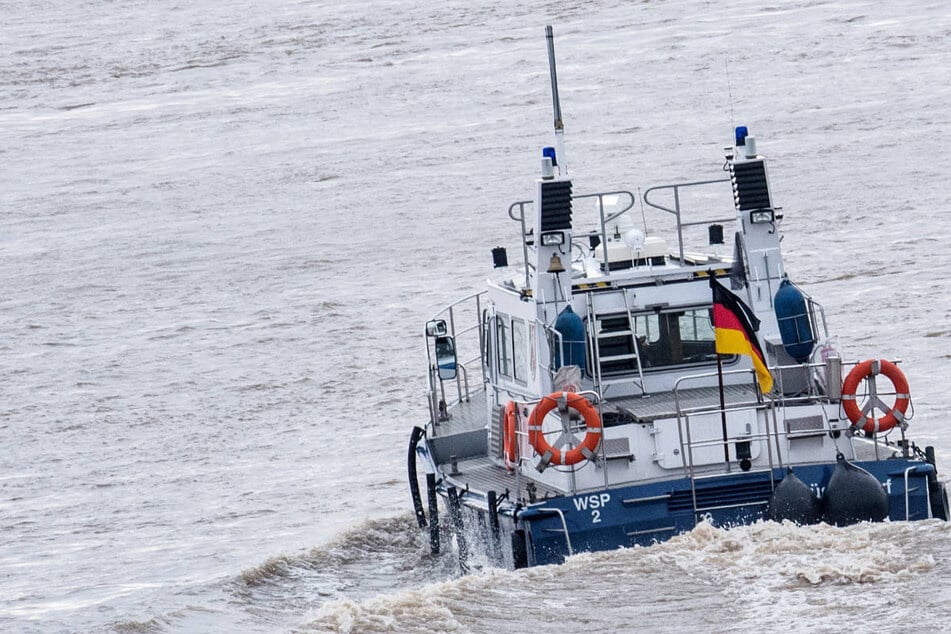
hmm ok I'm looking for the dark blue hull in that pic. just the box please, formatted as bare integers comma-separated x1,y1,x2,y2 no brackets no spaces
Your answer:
446,459,948,568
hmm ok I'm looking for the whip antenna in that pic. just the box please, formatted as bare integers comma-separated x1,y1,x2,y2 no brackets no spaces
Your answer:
725,58,736,132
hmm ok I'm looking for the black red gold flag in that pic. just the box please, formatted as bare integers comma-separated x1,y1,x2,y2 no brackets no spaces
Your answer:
710,276,773,393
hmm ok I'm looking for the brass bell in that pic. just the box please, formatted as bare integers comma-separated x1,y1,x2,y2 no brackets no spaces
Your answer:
547,253,565,274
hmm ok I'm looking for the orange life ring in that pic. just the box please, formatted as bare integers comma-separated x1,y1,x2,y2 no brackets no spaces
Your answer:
503,401,518,470
841,359,910,434
527,392,602,467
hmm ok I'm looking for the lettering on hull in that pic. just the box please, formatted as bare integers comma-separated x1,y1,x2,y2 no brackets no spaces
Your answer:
573,493,611,524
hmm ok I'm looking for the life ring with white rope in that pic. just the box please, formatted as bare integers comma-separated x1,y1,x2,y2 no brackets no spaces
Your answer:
527,392,602,468
841,359,910,434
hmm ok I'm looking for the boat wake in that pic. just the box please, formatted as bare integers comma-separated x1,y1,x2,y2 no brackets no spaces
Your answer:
228,513,458,627
110,514,455,633
298,519,951,634
237,515,432,588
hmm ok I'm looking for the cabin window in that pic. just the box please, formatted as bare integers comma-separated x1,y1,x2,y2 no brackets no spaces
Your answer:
495,315,528,383
512,318,528,382
496,315,513,377
590,306,732,375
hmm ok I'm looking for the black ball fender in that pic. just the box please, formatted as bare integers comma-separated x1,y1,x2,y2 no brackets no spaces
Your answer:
822,453,889,526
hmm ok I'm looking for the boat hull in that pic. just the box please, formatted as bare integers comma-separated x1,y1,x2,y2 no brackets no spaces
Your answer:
436,459,948,568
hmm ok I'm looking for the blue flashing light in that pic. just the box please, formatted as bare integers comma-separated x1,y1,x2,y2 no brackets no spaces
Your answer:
542,146,558,166
735,126,749,146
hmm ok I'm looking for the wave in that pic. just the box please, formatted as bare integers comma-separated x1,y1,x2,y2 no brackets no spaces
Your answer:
225,512,461,631
237,514,436,589
297,519,951,633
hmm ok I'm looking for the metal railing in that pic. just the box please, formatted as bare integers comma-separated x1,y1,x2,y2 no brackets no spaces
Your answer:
642,178,733,265
672,369,779,517
667,355,909,517
508,190,637,287
426,291,487,428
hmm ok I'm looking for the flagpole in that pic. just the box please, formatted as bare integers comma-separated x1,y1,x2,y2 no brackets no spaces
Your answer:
716,352,730,471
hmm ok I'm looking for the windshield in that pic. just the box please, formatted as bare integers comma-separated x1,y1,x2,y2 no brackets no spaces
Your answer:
591,306,730,375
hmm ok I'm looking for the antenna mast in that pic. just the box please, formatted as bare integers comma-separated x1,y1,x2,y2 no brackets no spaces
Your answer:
545,25,567,173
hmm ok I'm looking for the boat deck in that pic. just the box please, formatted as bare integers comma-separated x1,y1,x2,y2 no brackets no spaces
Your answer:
431,389,488,437
611,383,761,422
430,384,763,502
433,382,761,437
432,390,565,500
443,456,567,502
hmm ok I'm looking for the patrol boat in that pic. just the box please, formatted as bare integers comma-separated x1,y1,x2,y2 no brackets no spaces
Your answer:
407,27,949,570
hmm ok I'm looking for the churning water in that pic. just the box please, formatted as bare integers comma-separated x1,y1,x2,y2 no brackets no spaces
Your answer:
2,1,950,632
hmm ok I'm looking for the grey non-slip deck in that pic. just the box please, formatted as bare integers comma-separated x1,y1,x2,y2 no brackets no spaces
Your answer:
443,456,566,502
429,390,565,500
430,389,488,437
612,384,760,422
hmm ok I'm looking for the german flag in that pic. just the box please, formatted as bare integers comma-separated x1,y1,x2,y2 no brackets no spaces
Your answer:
710,276,774,393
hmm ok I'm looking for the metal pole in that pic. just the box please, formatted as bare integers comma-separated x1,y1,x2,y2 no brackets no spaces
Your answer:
545,25,563,132
717,354,730,470
545,25,567,171
447,487,469,573
487,490,501,563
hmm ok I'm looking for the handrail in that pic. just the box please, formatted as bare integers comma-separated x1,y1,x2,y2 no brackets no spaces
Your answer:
642,178,732,264
507,189,637,283
508,178,750,286
668,355,904,506
508,200,532,289
671,367,771,516
642,178,731,215
523,507,574,556
426,292,488,427
574,189,637,223
904,466,916,521
428,290,488,323
576,190,636,275
667,356,884,518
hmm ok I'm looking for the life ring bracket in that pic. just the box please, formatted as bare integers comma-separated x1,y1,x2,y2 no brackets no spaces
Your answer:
527,391,603,471
840,359,911,435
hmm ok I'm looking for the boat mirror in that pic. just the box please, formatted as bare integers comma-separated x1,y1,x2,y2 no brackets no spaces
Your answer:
434,335,457,380
426,319,448,337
